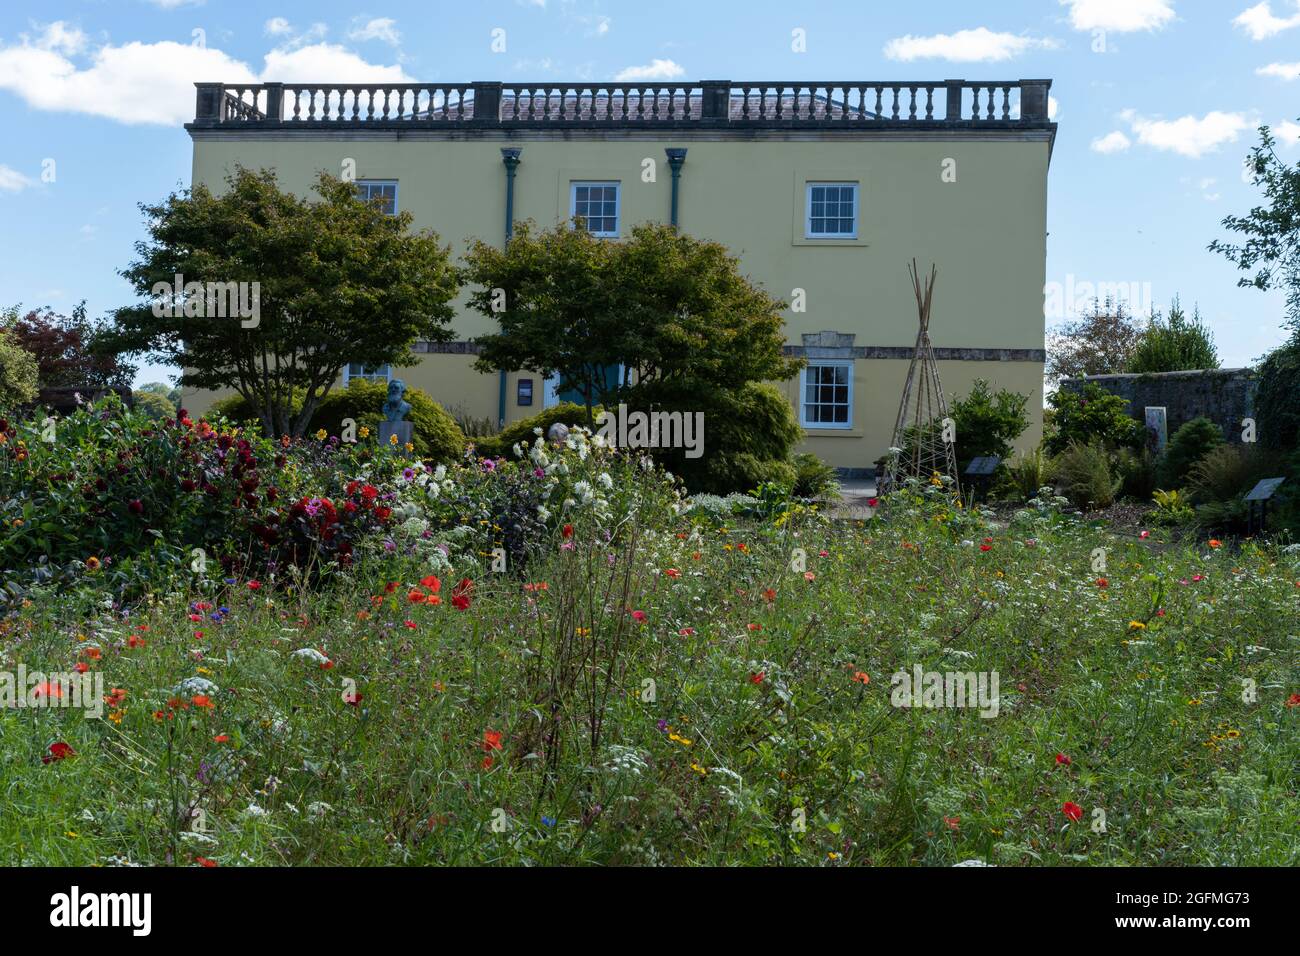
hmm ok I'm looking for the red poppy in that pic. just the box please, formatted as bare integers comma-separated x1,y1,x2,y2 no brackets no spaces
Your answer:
128,499,144,515
420,575,442,592
979,544,992,552
663,568,681,579
482,729,503,751
1286,694,1300,708
408,589,426,604
867,497,879,507
213,734,230,744
678,627,696,636
191,694,214,709
1062,801,1084,822
762,588,776,603
562,524,574,539
943,816,960,831
1055,752,1071,766
749,671,765,684
451,578,473,611
851,671,870,685
247,580,261,591
42,742,75,764
1095,578,1108,588
747,623,762,632
631,610,647,623
195,857,218,868
33,681,62,699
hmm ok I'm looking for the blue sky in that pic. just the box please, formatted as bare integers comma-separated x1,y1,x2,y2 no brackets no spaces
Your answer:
0,0,1297,386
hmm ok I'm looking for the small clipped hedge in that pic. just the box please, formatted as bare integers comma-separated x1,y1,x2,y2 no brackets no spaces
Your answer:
474,402,597,459
208,381,465,462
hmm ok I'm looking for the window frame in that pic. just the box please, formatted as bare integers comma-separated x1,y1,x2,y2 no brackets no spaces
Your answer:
569,180,621,238
343,363,393,386
799,360,854,430
355,179,399,216
804,182,858,240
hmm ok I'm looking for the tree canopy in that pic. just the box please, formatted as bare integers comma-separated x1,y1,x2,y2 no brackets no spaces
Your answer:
462,220,801,422
105,166,460,437
1210,121,1300,336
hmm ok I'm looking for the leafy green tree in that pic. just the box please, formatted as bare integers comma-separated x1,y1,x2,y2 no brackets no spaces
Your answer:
131,388,176,420
1210,121,1300,335
463,221,801,424
106,166,460,438
1046,297,1143,384
1127,297,1220,373
0,327,38,410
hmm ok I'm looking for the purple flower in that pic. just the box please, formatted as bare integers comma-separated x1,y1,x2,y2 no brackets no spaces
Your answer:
402,468,415,481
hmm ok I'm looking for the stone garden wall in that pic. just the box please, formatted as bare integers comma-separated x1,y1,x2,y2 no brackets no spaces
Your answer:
1059,368,1256,443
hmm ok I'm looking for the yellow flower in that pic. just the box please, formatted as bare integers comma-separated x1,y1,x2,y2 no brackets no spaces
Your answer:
404,442,414,452
668,732,692,746
85,556,101,571
690,762,707,775
1128,620,1146,630
389,433,399,445
359,426,370,438
315,428,328,440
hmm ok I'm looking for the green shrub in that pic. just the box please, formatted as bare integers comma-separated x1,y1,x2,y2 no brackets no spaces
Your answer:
703,452,797,495
1186,443,1257,505
1050,441,1121,509
1151,488,1196,526
999,447,1047,502
666,382,803,494
211,382,465,463
1160,417,1224,489
307,380,465,463
1046,383,1142,456
792,452,838,499
475,401,596,459
949,378,1030,472
1194,498,1250,536
1115,446,1158,501
208,389,305,425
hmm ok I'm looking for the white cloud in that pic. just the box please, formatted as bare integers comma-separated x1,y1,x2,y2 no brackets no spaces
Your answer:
584,15,611,37
1278,120,1300,147
1090,130,1131,153
1049,95,1060,120
144,0,205,8
264,17,293,37
883,28,1057,62
1256,61,1300,79
613,58,685,81
1060,0,1176,32
1119,108,1255,158
347,18,401,46
1232,2,1300,40
0,164,35,193
0,33,408,126
260,44,410,84
29,21,88,56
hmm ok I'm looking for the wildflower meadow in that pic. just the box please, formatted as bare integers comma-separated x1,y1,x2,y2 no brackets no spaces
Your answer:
1,400,1296,867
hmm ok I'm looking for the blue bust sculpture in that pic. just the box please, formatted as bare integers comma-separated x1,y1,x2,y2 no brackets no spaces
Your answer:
382,378,411,423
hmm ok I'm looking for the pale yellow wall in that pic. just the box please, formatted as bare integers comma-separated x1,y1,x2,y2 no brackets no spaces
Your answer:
187,132,1048,468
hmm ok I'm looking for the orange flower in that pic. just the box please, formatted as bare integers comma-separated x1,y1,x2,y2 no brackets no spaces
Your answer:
1208,539,1222,549
213,734,230,743
851,671,870,685
762,588,776,603
482,729,504,751
407,589,426,604
747,623,762,632
420,575,442,592
191,694,214,709
663,568,681,579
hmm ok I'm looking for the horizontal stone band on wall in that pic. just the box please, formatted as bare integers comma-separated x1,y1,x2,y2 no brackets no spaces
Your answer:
783,345,1046,361
415,341,1046,362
